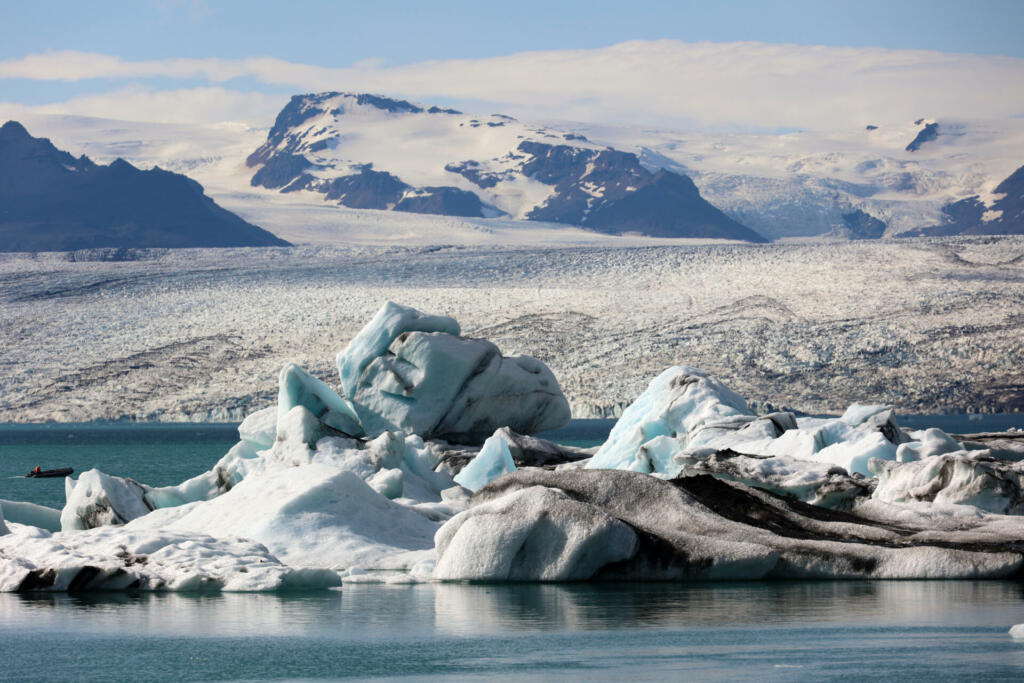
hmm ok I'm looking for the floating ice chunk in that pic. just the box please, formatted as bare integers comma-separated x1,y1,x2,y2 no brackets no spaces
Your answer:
896,428,962,463
433,485,639,581
454,433,517,492
140,464,441,572
0,499,62,531
336,301,460,399
61,469,153,531
339,302,570,444
0,506,7,536
0,522,340,592
1010,624,1024,639
813,431,898,477
871,452,1024,514
675,451,874,508
840,404,892,426
278,363,363,437
434,468,1024,581
238,406,277,449
588,366,751,474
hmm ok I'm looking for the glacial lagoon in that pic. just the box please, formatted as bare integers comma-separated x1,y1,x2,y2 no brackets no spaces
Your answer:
3,418,1024,680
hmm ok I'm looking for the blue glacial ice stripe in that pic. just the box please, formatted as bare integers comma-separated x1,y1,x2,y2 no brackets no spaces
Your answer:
454,433,517,492
336,301,460,399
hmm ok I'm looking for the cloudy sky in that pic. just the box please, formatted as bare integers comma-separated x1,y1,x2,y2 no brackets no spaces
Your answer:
2,0,1023,131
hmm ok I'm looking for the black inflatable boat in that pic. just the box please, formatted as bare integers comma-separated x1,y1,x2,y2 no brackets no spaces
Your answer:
25,467,74,478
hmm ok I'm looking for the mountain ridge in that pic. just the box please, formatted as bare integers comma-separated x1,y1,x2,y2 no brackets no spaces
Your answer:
0,121,290,252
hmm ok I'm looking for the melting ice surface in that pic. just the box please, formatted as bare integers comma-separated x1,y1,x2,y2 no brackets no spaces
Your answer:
2,302,1024,591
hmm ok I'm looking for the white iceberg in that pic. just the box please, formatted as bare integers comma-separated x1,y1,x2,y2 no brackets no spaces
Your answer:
61,469,153,531
0,521,339,592
588,366,751,474
134,464,441,572
871,452,1024,514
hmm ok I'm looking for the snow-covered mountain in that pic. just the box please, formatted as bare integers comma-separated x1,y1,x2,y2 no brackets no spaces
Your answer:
244,92,767,242
576,117,1024,240
5,99,1023,245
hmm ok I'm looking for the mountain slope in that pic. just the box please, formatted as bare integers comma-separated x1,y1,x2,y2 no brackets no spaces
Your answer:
0,121,290,252
245,92,766,243
900,164,1024,237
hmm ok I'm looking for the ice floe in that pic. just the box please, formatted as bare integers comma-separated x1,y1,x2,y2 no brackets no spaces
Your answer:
2,303,1023,591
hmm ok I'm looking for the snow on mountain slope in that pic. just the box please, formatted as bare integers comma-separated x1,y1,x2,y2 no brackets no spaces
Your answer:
244,93,767,242
572,118,1024,239
0,111,749,247
6,105,1023,243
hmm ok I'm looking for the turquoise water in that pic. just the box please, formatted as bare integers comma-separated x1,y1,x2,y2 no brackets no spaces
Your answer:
0,423,238,509
1,582,1024,681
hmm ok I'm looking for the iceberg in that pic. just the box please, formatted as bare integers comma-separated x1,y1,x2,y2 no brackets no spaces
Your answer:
134,464,441,571
433,469,1024,581
453,433,517,492
278,363,363,437
61,469,153,531
588,366,752,474
434,484,638,581
871,452,1024,514
0,522,340,592
339,302,571,444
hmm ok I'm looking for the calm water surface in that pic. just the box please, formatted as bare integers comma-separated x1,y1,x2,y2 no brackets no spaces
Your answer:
1,582,1024,681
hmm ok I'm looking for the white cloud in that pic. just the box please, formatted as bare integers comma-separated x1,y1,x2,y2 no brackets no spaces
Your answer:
3,87,283,125
3,40,1023,130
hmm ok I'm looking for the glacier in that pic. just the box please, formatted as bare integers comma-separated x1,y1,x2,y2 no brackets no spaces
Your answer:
2,302,1023,591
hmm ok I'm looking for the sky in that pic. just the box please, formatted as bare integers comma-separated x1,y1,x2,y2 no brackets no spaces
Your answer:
2,0,1023,131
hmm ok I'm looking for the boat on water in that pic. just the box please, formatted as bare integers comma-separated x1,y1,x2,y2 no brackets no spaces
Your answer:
25,467,74,478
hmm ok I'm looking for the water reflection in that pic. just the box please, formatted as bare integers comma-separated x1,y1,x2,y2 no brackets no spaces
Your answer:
431,581,1024,634
3,582,1024,680
5,581,1023,639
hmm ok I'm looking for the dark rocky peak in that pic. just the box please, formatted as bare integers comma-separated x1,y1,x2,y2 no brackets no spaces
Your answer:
0,123,289,250
394,186,488,218
0,119,32,140
906,122,939,152
0,121,96,192
841,209,887,239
